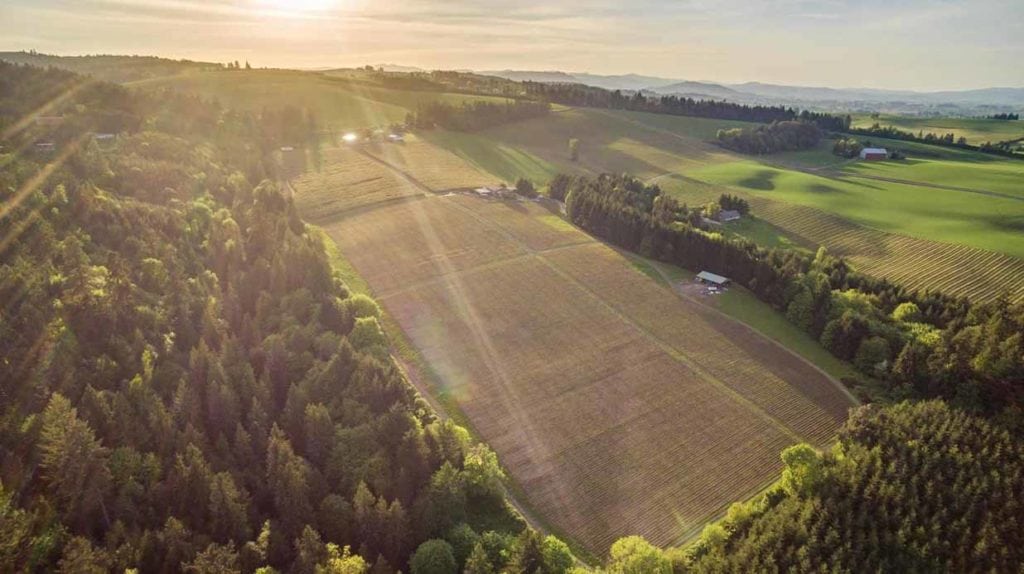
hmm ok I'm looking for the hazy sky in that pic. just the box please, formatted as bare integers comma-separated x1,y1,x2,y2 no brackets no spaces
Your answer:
2,0,1022,90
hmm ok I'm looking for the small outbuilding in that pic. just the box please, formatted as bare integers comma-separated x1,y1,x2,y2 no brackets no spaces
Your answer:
718,209,742,223
860,147,888,160
696,271,731,286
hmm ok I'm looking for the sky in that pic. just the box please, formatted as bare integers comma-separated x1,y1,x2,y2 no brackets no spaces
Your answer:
1,0,1022,91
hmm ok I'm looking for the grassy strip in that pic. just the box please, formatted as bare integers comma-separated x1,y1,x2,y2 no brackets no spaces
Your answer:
623,250,860,383
714,286,860,382
313,226,599,564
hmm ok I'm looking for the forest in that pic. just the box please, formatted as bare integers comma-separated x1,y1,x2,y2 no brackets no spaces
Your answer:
563,173,1024,418
606,401,1024,573
715,121,821,155
0,61,577,573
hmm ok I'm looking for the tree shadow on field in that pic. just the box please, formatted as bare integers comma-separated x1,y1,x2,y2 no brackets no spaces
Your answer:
738,169,778,190
807,183,847,194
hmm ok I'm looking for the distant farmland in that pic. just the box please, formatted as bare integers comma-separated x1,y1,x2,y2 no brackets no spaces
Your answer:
850,114,1024,146
296,146,856,553
130,69,506,129
420,107,1024,304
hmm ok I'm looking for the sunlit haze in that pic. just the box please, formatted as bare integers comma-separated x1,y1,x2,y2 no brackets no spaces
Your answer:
2,0,1022,90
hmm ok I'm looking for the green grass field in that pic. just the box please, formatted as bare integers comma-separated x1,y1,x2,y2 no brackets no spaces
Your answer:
686,160,1024,258
425,108,736,184
851,114,1024,145
130,69,506,129
839,156,1024,199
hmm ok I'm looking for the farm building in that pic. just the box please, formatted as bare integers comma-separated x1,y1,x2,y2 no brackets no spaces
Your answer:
387,134,405,143
697,271,731,286
475,185,512,198
718,209,742,223
94,133,116,141
860,147,888,160
34,142,56,153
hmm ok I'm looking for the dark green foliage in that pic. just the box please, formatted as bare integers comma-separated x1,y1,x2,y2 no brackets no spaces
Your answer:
547,174,574,202
717,193,749,215
0,61,542,572
832,137,863,158
684,401,1024,572
514,178,537,199
409,539,457,574
716,121,821,155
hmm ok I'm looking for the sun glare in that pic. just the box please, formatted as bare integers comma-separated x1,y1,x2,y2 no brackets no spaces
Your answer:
258,0,336,14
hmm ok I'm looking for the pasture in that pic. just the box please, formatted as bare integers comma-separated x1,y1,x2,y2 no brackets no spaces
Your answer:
423,107,1024,303
296,148,855,553
684,160,1024,259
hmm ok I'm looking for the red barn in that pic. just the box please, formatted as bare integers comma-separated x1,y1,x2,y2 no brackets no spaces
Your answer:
859,147,888,160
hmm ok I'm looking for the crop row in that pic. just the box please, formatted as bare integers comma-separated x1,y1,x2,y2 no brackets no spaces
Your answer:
325,194,851,553
751,198,1024,304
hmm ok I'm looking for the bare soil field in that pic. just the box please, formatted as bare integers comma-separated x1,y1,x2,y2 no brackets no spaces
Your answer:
291,147,423,218
296,144,856,553
362,136,497,191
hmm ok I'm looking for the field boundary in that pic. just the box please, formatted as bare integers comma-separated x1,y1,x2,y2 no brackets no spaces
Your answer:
645,259,861,407
307,222,591,560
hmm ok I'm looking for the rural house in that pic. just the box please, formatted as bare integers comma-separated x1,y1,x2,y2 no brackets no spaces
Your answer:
859,147,888,160
697,271,731,286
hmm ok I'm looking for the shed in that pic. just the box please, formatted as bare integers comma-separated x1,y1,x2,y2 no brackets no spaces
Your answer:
387,134,405,143
696,271,731,286
35,142,56,153
860,147,887,160
719,209,742,223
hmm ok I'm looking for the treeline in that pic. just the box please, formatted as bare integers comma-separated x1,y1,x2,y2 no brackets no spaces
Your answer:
520,81,851,131
850,122,1023,158
407,100,550,131
601,401,1024,572
986,112,1019,120
1,61,575,573
563,173,1024,415
716,121,821,155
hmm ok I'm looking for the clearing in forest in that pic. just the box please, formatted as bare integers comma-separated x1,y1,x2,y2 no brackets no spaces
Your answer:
294,145,857,554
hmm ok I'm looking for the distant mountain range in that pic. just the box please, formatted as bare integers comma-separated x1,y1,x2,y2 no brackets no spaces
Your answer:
482,70,1024,112
3,51,1020,114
